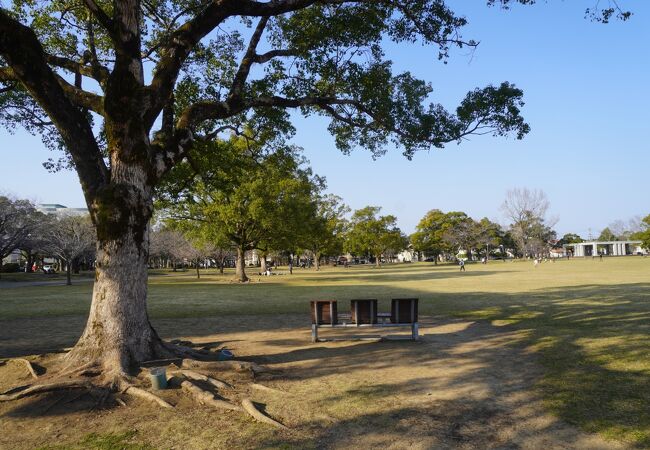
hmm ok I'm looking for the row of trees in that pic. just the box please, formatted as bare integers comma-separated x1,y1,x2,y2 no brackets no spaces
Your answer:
0,196,95,284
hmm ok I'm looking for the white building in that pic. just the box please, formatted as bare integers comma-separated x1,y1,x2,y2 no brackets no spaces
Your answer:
564,240,647,257
37,204,87,216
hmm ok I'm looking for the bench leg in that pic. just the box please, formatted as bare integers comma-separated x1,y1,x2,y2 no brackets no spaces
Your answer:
311,324,318,343
412,322,419,341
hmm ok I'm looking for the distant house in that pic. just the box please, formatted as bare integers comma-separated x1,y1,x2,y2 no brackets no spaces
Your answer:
550,248,566,258
397,247,417,262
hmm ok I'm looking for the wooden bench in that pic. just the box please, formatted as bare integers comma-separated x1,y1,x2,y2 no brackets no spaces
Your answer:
310,299,419,342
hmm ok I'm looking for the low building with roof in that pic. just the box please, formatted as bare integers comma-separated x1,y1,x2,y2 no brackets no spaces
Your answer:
564,240,647,257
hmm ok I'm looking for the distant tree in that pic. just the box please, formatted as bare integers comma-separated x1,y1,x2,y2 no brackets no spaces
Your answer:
598,227,617,242
45,214,96,285
149,229,189,271
303,194,350,270
501,188,557,257
559,233,584,245
411,209,469,263
345,206,406,267
635,215,650,251
442,215,478,260
0,196,43,278
474,218,504,260
608,216,643,240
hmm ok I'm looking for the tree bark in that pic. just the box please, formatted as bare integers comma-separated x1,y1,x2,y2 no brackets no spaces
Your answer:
65,259,72,286
260,252,267,273
235,246,248,282
375,254,381,267
65,162,167,376
195,259,200,279
314,252,321,271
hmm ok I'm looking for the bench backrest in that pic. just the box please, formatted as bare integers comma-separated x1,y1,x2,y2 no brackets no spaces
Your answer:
391,298,418,324
350,299,378,324
310,300,337,325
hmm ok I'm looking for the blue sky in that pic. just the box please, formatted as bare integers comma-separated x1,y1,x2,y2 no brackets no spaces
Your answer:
1,1,648,237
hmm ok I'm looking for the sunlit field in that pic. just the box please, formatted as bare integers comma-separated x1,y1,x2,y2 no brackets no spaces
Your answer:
1,256,649,447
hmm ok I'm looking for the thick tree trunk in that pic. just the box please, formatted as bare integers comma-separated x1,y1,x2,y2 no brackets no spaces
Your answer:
219,256,225,274
65,260,72,286
66,164,168,376
235,247,248,282
375,254,381,267
195,259,200,279
314,252,321,271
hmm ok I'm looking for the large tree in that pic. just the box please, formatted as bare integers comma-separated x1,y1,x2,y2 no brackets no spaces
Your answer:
1,0,624,379
411,209,468,263
345,206,406,267
160,139,318,282
501,187,557,257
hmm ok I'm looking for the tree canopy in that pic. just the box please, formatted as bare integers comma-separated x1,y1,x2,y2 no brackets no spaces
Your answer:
345,206,406,266
159,135,320,281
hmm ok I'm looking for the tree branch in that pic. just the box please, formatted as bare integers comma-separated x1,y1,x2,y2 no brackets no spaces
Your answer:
54,75,105,114
81,0,118,42
0,9,109,203
145,0,337,129
46,54,110,86
253,49,299,64
228,16,269,101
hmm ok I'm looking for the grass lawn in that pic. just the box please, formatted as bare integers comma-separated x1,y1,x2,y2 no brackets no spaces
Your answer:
1,256,649,447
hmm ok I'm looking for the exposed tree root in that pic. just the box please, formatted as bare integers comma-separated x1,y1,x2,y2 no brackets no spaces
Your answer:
11,358,38,378
174,369,232,389
241,398,288,429
1,340,287,430
0,380,91,402
121,384,174,409
58,361,98,378
182,359,269,374
250,383,286,395
179,380,242,411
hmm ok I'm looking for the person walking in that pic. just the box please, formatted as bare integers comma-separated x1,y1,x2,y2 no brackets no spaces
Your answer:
459,259,465,272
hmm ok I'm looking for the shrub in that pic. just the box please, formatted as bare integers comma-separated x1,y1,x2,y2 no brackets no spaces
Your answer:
1,262,21,273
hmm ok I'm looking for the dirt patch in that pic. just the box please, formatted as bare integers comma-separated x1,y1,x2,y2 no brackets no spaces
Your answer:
0,315,627,449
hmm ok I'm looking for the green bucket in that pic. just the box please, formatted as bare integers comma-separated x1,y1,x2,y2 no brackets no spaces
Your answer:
149,367,167,390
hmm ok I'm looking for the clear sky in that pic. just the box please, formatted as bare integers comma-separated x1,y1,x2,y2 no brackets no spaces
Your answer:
1,1,648,237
